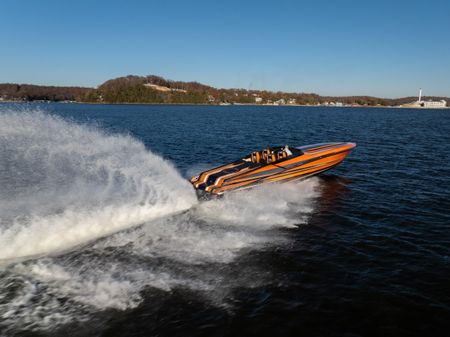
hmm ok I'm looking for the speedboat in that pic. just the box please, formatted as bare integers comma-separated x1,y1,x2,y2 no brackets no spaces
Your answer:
190,142,356,197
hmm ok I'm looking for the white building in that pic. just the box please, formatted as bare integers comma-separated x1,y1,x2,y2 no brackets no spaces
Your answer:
255,97,263,103
422,100,447,108
273,98,285,105
403,89,447,108
418,88,447,108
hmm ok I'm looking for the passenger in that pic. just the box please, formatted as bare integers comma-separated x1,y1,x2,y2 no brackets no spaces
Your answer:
269,151,276,163
284,145,293,156
249,151,260,164
262,149,270,162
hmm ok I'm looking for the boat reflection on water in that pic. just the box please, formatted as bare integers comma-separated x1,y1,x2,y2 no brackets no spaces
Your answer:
310,175,353,229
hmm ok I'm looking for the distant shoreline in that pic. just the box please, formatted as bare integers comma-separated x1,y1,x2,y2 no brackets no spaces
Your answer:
1,74,448,108
1,100,449,110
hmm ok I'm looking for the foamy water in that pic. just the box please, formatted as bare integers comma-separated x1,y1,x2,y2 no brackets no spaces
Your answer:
0,109,320,333
0,110,197,260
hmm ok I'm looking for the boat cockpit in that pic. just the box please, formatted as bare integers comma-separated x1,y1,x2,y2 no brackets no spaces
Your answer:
244,146,303,165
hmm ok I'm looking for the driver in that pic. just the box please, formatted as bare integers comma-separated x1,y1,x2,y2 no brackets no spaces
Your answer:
284,145,293,156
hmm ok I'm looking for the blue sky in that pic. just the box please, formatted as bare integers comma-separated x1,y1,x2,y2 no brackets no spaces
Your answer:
1,0,449,97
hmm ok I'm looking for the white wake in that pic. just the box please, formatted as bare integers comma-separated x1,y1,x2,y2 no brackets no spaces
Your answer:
0,110,197,260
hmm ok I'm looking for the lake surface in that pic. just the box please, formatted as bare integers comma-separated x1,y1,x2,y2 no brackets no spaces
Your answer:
0,103,449,336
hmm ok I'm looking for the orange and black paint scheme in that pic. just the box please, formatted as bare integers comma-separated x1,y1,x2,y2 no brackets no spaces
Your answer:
190,142,356,198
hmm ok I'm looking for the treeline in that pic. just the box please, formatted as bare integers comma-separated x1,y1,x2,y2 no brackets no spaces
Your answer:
0,84,92,101
95,76,332,105
99,75,211,93
1,75,448,106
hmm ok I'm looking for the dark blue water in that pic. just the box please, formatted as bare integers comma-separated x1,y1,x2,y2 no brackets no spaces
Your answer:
0,103,449,336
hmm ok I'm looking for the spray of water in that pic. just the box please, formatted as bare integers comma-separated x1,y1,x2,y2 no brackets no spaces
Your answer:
0,109,321,333
0,110,197,260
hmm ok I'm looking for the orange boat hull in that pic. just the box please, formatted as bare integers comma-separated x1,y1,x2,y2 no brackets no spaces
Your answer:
191,142,356,196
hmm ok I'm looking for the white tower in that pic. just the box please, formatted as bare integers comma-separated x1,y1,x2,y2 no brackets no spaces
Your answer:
419,88,422,102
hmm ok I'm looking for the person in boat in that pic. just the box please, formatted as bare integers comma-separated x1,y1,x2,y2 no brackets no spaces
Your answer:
284,145,293,156
249,146,292,164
